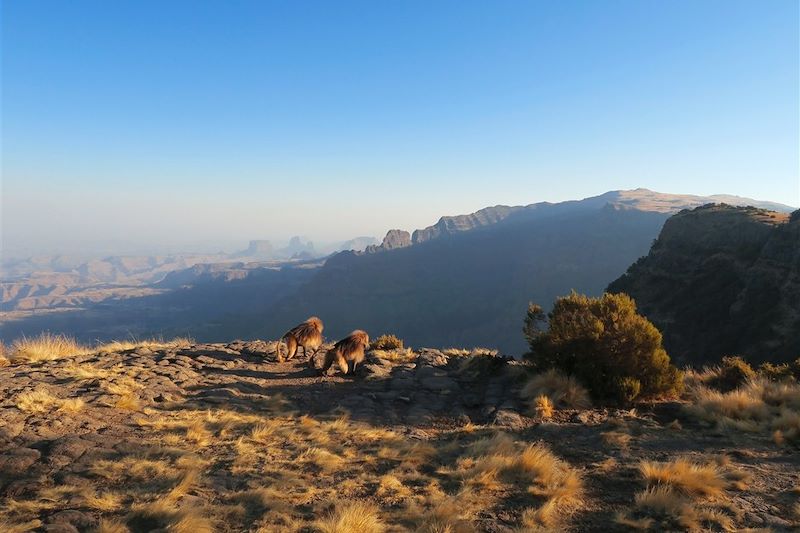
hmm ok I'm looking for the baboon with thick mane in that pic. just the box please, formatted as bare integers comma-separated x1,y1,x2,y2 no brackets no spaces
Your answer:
320,330,370,375
275,316,324,362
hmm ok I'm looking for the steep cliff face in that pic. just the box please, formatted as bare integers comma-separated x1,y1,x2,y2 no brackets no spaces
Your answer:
411,206,523,244
364,230,412,253
608,205,799,365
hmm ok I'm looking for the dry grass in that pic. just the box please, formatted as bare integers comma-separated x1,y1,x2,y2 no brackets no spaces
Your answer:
127,501,214,533
314,502,385,533
615,455,749,531
0,341,9,367
95,337,193,353
6,333,193,364
0,520,43,533
9,332,89,362
639,458,726,497
442,347,498,358
370,334,404,351
370,347,417,363
685,378,800,444
533,395,554,419
601,430,632,449
521,369,592,411
95,519,130,533
451,433,583,528
15,389,84,413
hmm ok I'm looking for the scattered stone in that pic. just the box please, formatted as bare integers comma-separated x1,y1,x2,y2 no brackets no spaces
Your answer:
47,510,95,528
491,409,525,430
0,448,41,474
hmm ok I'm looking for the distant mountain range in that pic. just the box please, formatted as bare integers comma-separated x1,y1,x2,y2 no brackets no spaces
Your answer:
259,189,794,354
1,189,795,362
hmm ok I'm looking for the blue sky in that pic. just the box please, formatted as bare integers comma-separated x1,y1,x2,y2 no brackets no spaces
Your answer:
3,0,798,254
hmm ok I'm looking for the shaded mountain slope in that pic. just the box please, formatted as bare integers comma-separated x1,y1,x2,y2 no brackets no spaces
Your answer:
609,205,799,365
263,204,670,354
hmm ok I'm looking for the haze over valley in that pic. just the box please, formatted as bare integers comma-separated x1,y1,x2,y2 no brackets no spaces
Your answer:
3,188,795,361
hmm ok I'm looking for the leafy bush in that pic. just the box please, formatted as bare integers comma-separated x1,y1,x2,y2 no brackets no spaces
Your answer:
523,292,682,404
708,356,756,392
370,334,404,351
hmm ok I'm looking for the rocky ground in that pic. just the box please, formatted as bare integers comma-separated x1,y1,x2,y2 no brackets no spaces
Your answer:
1,342,798,532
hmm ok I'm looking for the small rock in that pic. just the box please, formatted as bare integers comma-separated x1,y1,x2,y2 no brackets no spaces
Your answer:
43,524,78,533
47,510,95,528
420,376,459,392
492,409,524,430
0,448,41,474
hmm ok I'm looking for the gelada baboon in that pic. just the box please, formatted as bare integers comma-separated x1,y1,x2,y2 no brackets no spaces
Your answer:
275,316,324,362
320,330,370,375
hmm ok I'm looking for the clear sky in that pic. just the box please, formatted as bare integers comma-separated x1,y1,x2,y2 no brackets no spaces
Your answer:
2,0,798,256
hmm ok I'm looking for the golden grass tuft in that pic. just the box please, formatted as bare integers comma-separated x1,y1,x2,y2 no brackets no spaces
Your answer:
442,347,498,358
127,501,213,533
602,430,632,449
685,378,800,444
454,433,583,528
15,389,84,413
0,520,44,533
95,336,193,353
0,341,9,367
521,369,592,410
81,489,123,511
533,395,554,419
615,454,751,531
314,501,385,533
9,333,89,362
639,458,726,497
7,333,193,364
370,347,417,363
95,519,130,533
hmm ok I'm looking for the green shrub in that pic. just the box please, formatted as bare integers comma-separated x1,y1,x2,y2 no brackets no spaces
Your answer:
708,356,756,392
613,377,642,405
523,292,683,405
370,334,404,351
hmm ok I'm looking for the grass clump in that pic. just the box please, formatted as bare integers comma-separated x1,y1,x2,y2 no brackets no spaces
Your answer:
758,359,800,382
9,333,89,362
454,433,583,528
314,502,385,533
685,378,800,444
96,336,193,353
615,456,748,531
521,369,592,411
6,333,193,364
15,389,84,413
0,341,8,367
708,356,756,392
370,334,404,351
533,395,554,419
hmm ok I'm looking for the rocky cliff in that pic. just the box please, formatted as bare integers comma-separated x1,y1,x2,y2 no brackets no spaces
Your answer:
608,204,800,364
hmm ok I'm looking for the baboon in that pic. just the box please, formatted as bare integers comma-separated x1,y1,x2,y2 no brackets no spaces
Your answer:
320,330,370,375
275,316,324,362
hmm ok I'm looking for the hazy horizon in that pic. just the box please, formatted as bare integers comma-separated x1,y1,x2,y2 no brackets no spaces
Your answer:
3,1,798,257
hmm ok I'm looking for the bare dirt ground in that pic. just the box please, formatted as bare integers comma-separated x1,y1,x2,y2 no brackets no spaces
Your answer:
1,342,798,532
